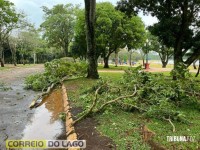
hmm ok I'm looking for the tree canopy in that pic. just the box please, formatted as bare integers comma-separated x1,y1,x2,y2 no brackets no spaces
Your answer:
41,4,77,56
73,2,146,68
117,0,200,78
0,0,19,67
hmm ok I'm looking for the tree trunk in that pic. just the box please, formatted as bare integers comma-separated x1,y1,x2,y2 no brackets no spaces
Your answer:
63,42,68,57
162,61,167,68
142,58,145,67
22,54,25,65
173,40,183,79
159,52,169,68
193,60,197,69
85,0,99,79
161,57,168,68
0,58,4,67
195,59,200,77
129,51,132,67
0,46,4,67
115,51,118,67
104,57,109,68
173,1,188,79
12,47,17,66
12,52,17,66
34,53,36,64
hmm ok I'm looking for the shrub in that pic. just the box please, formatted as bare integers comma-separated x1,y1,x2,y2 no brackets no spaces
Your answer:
25,59,88,91
80,66,200,123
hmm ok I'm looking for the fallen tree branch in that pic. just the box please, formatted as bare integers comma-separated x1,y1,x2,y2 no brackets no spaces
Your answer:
29,83,56,109
72,84,106,125
29,75,70,109
118,102,147,112
95,86,137,113
72,86,137,125
163,116,176,132
185,91,200,97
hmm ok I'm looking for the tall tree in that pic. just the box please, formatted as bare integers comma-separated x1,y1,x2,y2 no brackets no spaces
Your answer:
71,9,87,60
74,2,145,68
122,15,146,66
8,36,17,66
96,2,146,68
95,2,124,68
0,0,19,67
142,33,173,68
117,0,200,78
41,4,76,56
84,0,99,79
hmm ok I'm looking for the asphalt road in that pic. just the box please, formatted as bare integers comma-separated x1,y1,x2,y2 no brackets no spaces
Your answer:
0,65,44,149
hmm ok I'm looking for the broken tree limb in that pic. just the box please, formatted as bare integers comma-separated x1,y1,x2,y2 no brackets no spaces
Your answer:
29,75,70,109
117,102,147,112
72,86,137,125
29,83,56,109
185,91,200,97
163,116,176,132
72,84,106,126
95,86,137,113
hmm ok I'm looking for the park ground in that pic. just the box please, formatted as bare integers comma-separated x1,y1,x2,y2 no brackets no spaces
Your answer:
0,63,199,150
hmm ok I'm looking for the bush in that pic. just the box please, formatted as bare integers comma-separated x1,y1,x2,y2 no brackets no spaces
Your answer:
25,59,87,91
25,74,49,91
80,66,200,123
121,66,200,121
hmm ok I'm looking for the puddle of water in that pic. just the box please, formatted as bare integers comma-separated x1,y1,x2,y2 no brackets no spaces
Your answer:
22,89,65,140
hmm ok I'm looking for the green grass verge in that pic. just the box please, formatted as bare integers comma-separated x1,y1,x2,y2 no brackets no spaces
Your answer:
0,66,11,71
0,64,38,71
64,71,200,150
98,64,130,71
64,72,150,149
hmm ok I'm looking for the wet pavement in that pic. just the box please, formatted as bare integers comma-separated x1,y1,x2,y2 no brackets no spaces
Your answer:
0,80,38,149
0,65,65,150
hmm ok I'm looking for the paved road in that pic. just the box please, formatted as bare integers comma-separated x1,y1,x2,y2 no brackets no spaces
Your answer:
0,64,44,149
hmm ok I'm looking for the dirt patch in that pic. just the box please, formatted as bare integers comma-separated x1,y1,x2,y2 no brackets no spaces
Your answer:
71,107,116,150
0,64,44,84
140,125,166,150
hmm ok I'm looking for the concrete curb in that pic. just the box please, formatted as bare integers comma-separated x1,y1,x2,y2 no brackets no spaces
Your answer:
62,84,80,150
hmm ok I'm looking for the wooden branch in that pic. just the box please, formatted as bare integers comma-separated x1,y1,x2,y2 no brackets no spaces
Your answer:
185,91,200,97
60,76,69,83
72,85,137,125
29,74,70,109
118,102,147,112
163,116,176,132
72,84,106,125
95,86,137,113
29,83,56,109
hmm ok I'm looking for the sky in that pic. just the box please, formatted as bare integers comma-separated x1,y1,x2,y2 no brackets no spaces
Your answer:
9,0,158,28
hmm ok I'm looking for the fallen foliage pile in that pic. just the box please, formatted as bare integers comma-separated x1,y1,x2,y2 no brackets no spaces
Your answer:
25,58,87,91
74,66,200,131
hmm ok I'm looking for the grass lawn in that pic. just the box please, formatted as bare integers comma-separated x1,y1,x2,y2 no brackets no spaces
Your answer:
64,71,200,150
98,64,130,71
0,64,38,71
0,66,11,71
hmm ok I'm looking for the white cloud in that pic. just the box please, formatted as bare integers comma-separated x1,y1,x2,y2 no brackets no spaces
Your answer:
138,12,158,27
9,0,157,28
